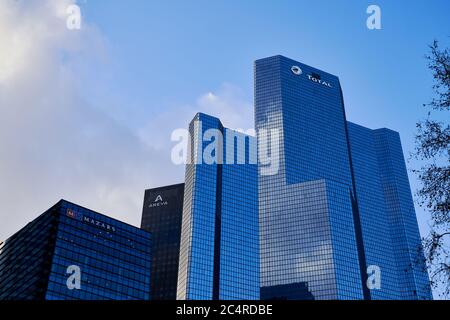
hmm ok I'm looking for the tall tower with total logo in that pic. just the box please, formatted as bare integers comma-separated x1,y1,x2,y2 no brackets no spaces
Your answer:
255,55,431,300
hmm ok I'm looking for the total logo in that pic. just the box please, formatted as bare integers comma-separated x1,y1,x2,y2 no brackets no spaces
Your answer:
291,65,302,75
291,65,333,88
149,194,168,208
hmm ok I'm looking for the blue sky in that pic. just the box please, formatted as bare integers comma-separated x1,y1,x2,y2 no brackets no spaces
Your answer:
79,0,449,229
86,0,449,128
0,0,449,297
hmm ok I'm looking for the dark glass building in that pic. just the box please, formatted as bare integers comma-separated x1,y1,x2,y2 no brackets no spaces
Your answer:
176,113,259,300
255,55,432,300
141,183,184,300
0,200,152,300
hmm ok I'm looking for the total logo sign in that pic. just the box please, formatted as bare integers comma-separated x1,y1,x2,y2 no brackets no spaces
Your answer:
291,65,332,88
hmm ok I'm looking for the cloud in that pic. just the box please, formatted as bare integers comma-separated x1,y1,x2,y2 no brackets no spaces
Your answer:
0,0,173,240
0,0,253,241
138,82,254,151
196,83,254,131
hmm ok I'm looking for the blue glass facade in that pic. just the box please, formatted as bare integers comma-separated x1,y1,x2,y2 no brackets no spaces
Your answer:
177,113,259,300
0,210,59,300
347,122,402,299
347,123,432,300
256,55,364,300
255,55,432,300
0,200,152,300
372,128,432,300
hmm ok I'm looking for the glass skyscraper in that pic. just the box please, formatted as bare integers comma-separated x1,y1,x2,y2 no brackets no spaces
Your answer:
176,113,259,300
141,183,184,300
0,200,152,300
0,55,432,302
255,55,431,300
371,127,432,299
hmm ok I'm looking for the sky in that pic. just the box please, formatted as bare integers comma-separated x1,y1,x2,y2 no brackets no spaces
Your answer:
0,0,449,297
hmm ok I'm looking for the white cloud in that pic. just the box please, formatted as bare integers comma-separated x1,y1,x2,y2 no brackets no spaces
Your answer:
0,0,253,241
138,82,254,151
0,0,175,240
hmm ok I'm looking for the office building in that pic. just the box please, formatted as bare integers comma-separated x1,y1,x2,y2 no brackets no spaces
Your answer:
0,200,152,300
176,112,259,300
255,55,431,300
347,123,432,299
141,183,184,300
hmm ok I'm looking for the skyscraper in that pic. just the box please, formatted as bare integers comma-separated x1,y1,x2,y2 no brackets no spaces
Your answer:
349,123,433,300
0,200,152,300
371,127,432,299
255,55,431,300
176,113,259,300
141,183,184,300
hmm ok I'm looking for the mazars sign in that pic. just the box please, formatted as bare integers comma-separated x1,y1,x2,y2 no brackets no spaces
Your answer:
291,65,332,88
